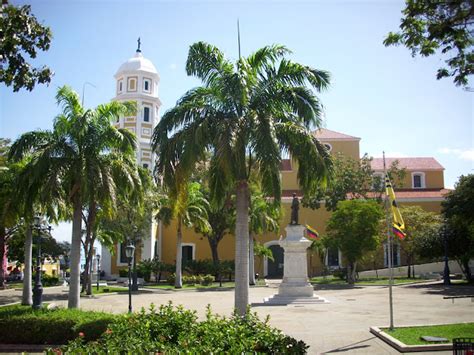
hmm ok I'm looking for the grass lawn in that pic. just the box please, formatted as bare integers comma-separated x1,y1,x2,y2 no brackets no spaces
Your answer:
310,275,432,285
383,323,474,345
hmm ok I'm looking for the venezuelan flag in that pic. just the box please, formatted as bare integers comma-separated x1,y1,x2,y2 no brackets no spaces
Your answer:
306,224,320,240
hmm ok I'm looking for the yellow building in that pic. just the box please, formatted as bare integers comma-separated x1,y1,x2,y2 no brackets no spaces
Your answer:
100,49,448,279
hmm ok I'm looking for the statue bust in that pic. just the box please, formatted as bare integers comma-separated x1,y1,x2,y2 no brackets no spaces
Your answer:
290,193,299,225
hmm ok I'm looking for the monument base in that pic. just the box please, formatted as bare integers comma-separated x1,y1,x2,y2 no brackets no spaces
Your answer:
278,281,314,297
263,294,329,305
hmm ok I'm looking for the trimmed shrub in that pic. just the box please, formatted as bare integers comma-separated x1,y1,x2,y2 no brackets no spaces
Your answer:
118,268,128,278
166,273,176,285
200,274,215,286
0,305,115,345
58,303,309,354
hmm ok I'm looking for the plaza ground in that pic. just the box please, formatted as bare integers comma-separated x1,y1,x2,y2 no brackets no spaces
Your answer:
1,280,473,354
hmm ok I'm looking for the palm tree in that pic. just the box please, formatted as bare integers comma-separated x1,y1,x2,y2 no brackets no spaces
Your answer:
249,191,280,285
152,42,332,314
156,182,210,288
9,85,137,308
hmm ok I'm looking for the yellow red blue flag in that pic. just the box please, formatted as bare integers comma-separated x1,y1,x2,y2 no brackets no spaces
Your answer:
306,224,320,240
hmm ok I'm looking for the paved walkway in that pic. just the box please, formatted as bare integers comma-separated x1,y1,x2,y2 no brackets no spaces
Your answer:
1,281,473,354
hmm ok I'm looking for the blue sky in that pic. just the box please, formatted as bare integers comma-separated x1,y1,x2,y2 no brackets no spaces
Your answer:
1,0,473,241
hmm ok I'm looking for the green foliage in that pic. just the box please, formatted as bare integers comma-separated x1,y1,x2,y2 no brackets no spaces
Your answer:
254,242,274,262
40,273,59,287
0,305,114,344
201,274,215,286
0,4,53,91
59,303,308,354
332,268,347,280
183,259,215,275
385,323,474,345
166,273,176,285
384,0,473,86
303,154,406,211
118,268,128,278
326,200,384,283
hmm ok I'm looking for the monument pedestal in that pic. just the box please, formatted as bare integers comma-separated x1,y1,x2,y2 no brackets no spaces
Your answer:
263,224,329,305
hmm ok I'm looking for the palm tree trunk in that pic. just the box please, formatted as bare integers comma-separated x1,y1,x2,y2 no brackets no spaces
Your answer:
249,234,255,285
175,219,183,288
68,194,83,308
235,181,250,316
22,226,33,305
0,228,6,289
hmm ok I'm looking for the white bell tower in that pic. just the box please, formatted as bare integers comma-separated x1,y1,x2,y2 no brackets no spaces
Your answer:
113,38,161,171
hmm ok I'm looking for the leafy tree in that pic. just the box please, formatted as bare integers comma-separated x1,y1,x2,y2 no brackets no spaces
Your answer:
9,86,138,308
384,0,474,86
152,42,332,314
0,138,11,167
442,174,474,281
303,154,406,211
253,242,274,279
0,3,53,91
397,206,442,278
326,200,384,284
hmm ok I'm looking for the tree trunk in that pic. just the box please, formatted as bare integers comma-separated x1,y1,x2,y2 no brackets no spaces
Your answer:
22,226,33,305
68,194,83,309
462,258,472,282
347,261,356,285
175,219,183,288
0,228,6,289
208,237,220,265
249,234,255,285
235,181,250,316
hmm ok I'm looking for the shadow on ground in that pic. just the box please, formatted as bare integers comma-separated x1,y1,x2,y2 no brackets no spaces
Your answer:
403,282,474,297
312,284,366,291
322,336,376,353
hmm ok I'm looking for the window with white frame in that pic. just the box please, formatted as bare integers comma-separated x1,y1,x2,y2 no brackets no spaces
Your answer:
143,106,150,122
118,80,123,94
143,78,151,93
411,172,425,189
326,247,340,268
181,244,195,264
127,77,137,92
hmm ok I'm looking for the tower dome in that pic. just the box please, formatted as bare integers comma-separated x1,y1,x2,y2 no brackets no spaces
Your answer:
115,51,159,78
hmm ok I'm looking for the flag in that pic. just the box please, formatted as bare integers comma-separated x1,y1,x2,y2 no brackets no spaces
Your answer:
385,175,406,239
306,224,320,240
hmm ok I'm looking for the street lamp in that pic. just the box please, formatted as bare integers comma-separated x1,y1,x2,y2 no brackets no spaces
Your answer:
96,254,101,291
441,222,451,286
32,215,49,309
125,243,135,313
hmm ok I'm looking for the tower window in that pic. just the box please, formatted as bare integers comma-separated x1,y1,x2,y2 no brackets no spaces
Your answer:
128,77,137,92
144,107,150,122
118,80,123,93
143,163,149,169
143,78,152,93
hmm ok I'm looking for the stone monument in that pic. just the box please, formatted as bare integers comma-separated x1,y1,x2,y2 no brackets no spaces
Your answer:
263,194,329,305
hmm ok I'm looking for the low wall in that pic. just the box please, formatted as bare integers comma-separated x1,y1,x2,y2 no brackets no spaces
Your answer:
358,260,465,278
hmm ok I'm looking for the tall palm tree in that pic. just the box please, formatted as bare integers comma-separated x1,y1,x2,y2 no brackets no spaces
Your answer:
9,85,137,308
152,42,332,314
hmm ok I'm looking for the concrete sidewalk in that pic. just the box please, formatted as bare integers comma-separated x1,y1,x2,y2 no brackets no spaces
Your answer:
2,281,473,354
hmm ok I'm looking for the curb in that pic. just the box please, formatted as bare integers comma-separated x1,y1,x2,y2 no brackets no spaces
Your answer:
370,326,452,352
0,344,62,353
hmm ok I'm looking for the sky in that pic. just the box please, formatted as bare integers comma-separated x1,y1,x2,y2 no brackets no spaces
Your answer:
1,0,473,242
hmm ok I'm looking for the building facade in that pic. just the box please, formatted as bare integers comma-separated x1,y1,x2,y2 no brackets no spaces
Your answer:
101,53,449,279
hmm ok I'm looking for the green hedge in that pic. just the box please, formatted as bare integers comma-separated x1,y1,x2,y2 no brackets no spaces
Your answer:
0,305,115,345
57,303,308,354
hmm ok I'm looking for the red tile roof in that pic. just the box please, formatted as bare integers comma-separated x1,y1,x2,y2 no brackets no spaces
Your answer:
312,128,360,141
282,189,451,200
371,157,444,171
280,159,292,171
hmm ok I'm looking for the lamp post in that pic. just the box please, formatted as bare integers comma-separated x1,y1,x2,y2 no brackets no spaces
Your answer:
32,216,49,309
125,243,135,313
96,254,101,291
441,223,451,286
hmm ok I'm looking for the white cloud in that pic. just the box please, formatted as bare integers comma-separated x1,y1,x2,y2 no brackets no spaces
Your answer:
438,147,474,161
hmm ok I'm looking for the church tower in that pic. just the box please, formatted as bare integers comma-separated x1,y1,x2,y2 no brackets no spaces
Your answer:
101,40,161,278
113,39,161,171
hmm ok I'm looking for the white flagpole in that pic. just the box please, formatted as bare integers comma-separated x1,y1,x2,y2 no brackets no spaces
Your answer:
384,151,394,330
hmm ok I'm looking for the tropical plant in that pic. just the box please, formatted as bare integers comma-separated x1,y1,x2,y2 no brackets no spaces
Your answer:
326,200,384,284
9,85,138,308
152,42,332,314
249,191,280,285
156,182,210,288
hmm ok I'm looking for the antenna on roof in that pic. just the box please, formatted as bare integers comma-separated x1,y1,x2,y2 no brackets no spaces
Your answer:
137,37,142,53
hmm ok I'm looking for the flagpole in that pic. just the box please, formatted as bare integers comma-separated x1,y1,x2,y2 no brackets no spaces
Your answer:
384,151,395,330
